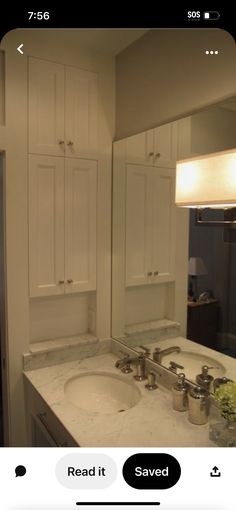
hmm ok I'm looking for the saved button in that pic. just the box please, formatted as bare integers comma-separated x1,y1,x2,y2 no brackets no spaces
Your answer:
122,453,181,489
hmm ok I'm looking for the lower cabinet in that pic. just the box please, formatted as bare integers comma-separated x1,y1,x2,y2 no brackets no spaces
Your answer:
29,155,97,297
25,378,78,447
125,164,176,286
187,300,219,349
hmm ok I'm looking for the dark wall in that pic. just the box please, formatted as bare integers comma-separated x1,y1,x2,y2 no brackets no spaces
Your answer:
189,210,234,336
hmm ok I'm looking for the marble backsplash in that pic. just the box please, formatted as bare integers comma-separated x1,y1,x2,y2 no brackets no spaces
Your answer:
23,336,111,371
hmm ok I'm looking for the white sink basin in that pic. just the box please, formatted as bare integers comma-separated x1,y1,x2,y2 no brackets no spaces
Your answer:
64,371,141,414
160,350,225,381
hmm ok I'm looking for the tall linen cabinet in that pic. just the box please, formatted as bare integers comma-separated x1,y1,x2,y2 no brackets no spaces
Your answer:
28,57,98,300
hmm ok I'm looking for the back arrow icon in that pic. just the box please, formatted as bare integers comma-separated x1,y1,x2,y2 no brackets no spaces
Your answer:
17,44,24,55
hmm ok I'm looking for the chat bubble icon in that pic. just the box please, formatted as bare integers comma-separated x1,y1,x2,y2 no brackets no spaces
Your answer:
15,465,26,477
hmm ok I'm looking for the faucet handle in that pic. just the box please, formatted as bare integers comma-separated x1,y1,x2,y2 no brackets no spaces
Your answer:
139,345,151,356
201,365,219,375
202,365,219,370
169,361,185,373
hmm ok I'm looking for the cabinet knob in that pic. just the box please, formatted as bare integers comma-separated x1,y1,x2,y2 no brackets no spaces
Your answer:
155,152,161,158
147,271,153,276
58,280,64,284
67,279,73,283
148,151,154,157
154,271,159,276
67,141,74,146
58,140,65,146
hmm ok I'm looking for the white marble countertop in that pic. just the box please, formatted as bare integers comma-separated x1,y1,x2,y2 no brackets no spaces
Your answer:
23,334,236,447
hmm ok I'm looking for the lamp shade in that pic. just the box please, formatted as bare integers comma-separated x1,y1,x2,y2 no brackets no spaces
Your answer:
175,149,236,208
188,257,208,276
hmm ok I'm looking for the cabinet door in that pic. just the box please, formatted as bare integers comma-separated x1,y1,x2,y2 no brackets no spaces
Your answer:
29,155,65,297
65,66,98,157
151,168,175,283
126,164,152,286
153,123,177,168
28,58,65,156
125,130,153,165
65,159,97,293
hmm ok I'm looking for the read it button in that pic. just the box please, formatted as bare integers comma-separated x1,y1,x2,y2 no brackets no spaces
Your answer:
56,454,117,489
123,453,181,489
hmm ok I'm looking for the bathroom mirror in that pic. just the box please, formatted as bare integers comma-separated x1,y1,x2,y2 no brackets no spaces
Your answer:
111,96,236,373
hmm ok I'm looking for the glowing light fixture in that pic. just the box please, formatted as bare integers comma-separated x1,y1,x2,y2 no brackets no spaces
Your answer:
175,149,236,208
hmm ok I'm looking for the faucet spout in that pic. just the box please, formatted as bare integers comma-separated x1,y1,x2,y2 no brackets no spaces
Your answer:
115,353,147,380
115,355,138,369
153,346,181,364
115,356,130,369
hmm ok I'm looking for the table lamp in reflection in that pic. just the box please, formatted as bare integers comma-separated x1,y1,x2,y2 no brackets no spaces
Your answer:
188,257,208,300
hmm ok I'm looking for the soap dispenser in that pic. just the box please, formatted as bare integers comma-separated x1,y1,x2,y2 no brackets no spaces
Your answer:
188,385,210,425
172,373,189,411
196,365,214,391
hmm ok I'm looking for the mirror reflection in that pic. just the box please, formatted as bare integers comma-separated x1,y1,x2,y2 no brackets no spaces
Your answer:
112,96,236,385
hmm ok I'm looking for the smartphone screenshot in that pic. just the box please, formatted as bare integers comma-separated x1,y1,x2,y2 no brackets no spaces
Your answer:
0,6,235,509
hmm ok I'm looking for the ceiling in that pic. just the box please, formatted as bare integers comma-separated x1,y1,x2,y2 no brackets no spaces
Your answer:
60,29,149,56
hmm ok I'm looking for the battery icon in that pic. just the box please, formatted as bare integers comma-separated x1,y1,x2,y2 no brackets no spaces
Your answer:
203,11,220,20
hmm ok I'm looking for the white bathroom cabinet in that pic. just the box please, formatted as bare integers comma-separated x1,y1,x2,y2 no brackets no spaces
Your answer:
125,164,175,287
29,155,97,297
125,122,177,168
24,378,78,447
28,57,98,158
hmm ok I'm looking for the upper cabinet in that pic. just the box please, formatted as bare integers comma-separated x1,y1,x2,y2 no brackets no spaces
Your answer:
153,123,177,168
65,66,98,157
28,59,65,157
125,123,177,168
28,58,99,298
28,58,98,158
124,122,177,287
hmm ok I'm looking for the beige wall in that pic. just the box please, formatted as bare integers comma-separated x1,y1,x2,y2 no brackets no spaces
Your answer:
116,29,236,139
191,106,236,153
0,51,5,125
0,29,115,445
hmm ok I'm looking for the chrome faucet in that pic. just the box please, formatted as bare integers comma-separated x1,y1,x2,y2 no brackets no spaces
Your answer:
133,354,147,381
115,353,147,380
153,346,181,364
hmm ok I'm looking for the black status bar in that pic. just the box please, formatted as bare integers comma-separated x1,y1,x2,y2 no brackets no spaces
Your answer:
0,6,235,41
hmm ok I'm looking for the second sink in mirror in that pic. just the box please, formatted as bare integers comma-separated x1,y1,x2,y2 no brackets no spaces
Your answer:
145,340,225,382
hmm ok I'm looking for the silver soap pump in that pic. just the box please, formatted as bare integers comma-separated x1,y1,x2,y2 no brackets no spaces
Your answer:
188,385,210,425
196,365,214,391
172,373,189,411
